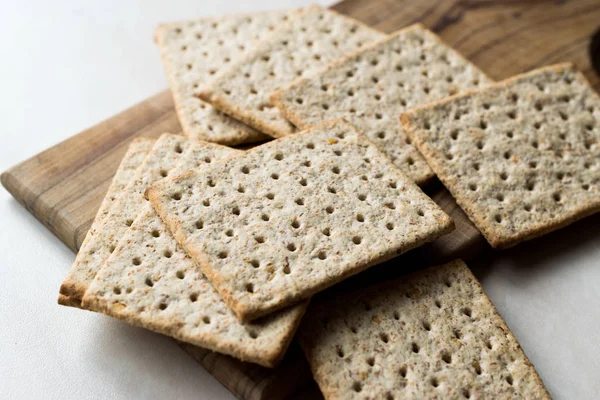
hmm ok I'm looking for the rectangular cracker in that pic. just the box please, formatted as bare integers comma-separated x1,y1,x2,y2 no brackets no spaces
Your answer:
299,259,550,399
199,5,384,138
57,138,155,307
271,24,492,185
401,63,600,248
82,142,307,367
59,134,194,307
147,119,454,322
155,10,300,145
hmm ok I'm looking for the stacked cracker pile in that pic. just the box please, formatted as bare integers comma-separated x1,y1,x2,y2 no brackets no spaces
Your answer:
58,4,600,398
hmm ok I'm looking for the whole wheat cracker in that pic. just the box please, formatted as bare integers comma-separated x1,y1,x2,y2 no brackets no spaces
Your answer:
402,63,600,248
59,134,194,307
82,201,307,368
299,259,550,399
155,10,301,145
271,24,492,185
58,138,154,307
147,119,454,322
198,5,384,138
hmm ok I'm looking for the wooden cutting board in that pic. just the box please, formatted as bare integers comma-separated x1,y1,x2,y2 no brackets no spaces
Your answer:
2,0,599,399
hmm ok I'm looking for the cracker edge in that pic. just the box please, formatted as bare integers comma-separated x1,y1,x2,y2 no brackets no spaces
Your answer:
154,23,271,146
148,119,454,322
57,137,155,308
198,5,384,139
401,62,600,248
299,259,551,400
82,286,309,367
270,23,494,185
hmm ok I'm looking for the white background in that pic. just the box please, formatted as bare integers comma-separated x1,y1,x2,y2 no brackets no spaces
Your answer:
1,1,599,399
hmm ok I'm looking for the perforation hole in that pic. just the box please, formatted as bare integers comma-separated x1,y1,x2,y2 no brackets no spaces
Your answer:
295,198,304,205
506,131,514,138
529,161,537,168
352,382,362,393
500,172,508,181
287,243,296,252
261,213,270,222
441,351,452,364
322,227,331,237
160,169,168,178
352,236,362,245
145,277,154,287
217,251,228,259
327,187,337,194
163,250,172,258
524,204,532,212
511,93,519,102
189,293,198,302
255,236,265,244
326,206,334,214
266,192,274,200
171,193,182,201
532,140,539,149
453,329,462,339
291,220,300,229
249,331,258,339
462,388,471,398
151,230,160,238
366,357,375,366
176,270,185,279
506,375,513,385
496,194,504,201
283,265,291,275
372,77,379,84
462,307,472,317
526,182,535,191
435,299,442,308
241,166,250,174
113,287,121,294
412,342,420,353
473,163,480,171
417,210,425,217
337,347,344,358
322,104,329,110
377,131,385,139
469,183,477,191
202,199,210,207
225,229,233,237
132,257,141,266
423,321,431,331
553,193,562,202
495,214,503,223
331,166,340,174
507,110,517,119
356,213,365,222
431,377,439,387
245,283,254,293
476,141,484,150
317,251,327,260
583,184,591,191
300,178,308,186
399,365,407,377
380,333,389,343
159,303,167,310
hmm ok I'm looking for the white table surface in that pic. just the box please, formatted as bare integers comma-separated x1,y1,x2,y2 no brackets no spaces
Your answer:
1,1,599,399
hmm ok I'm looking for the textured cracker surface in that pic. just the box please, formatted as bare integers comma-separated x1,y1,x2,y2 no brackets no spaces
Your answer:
199,5,384,138
57,138,154,306
59,134,193,306
83,164,307,367
299,260,550,400
402,64,600,248
148,120,453,321
272,25,492,185
155,10,298,145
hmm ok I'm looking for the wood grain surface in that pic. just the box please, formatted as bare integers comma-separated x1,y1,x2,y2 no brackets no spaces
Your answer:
2,0,599,399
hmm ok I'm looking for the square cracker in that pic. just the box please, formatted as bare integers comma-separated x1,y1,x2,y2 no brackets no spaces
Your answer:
155,10,299,145
59,134,212,307
57,138,155,307
401,63,600,248
198,5,384,138
83,153,307,368
299,259,550,399
271,24,492,185
147,119,454,322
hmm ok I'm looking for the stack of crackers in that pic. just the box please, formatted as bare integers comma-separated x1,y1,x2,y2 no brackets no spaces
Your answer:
58,4,600,399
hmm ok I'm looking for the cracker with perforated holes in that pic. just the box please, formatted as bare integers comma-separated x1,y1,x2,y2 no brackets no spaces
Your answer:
300,259,550,399
59,134,199,308
147,120,453,321
155,10,301,145
82,142,308,367
57,138,155,307
198,5,384,138
402,63,600,248
271,24,492,185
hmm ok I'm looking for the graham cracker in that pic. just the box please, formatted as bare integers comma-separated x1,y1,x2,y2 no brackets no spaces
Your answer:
155,10,300,145
299,259,550,399
271,24,492,185
402,63,600,248
147,120,454,321
198,5,384,138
